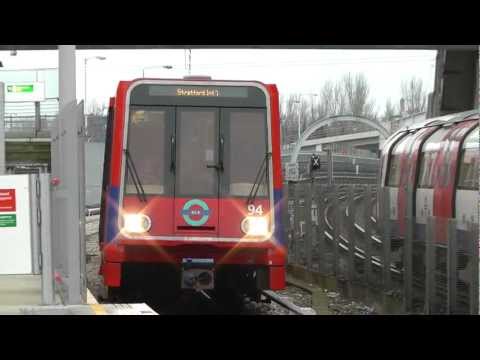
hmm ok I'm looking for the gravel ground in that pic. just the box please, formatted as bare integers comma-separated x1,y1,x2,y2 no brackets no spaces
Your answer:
324,289,377,315
85,216,105,301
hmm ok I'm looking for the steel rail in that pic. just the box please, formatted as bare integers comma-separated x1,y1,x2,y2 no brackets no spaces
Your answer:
261,290,316,315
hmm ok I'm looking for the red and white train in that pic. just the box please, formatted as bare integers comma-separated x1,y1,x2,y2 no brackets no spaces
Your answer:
380,110,478,253
99,77,286,301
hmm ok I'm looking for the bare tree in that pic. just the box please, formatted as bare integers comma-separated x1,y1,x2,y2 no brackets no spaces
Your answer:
401,77,426,115
280,73,378,145
383,99,397,122
341,73,377,118
281,94,307,144
316,80,349,118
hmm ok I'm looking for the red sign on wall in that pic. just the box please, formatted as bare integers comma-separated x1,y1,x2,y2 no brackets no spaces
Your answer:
0,189,16,212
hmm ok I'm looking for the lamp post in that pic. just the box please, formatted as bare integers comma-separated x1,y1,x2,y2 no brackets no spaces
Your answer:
142,65,174,78
84,56,106,128
293,100,302,143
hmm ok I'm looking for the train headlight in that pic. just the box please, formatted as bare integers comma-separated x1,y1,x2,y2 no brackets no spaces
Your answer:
123,214,152,234
241,216,269,237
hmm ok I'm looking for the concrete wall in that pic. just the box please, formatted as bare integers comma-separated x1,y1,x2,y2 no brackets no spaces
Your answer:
433,49,479,116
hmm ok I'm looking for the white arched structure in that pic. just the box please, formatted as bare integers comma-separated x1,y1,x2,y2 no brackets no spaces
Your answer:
289,114,391,164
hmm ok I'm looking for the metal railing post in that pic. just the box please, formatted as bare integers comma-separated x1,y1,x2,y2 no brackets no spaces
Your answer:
332,185,340,277
34,101,41,136
382,187,392,295
304,181,313,271
447,218,457,314
346,185,356,291
326,150,333,185
425,216,435,315
469,222,479,314
403,185,414,313
40,173,55,305
317,184,326,275
363,185,373,290
293,183,301,266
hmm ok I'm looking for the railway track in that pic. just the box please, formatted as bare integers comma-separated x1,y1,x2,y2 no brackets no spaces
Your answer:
139,288,316,315
261,290,316,315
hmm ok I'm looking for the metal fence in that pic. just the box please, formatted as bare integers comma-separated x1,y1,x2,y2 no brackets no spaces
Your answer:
285,180,479,314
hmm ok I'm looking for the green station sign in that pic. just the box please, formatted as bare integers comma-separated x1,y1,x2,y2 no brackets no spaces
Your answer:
0,214,17,228
7,84,34,93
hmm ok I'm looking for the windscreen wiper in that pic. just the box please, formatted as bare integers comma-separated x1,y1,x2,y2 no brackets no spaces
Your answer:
124,149,147,203
246,152,271,205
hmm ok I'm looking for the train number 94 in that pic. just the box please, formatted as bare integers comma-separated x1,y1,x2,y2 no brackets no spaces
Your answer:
248,204,264,216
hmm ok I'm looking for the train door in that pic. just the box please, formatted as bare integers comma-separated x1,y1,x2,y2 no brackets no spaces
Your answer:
415,127,449,240
174,108,220,236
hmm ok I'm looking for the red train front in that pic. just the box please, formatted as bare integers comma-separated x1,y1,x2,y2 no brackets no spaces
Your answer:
99,78,286,300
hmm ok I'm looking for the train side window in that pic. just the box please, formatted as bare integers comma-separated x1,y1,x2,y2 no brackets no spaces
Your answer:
417,128,449,189
387,154,401,187
457,128,479,190
457,150,479,190
417,152,436,188
386,133,414,187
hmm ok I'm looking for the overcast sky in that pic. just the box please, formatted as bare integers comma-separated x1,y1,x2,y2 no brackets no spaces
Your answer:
0,48,437,114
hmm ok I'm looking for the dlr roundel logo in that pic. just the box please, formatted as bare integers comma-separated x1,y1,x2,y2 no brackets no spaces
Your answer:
181,199,210,226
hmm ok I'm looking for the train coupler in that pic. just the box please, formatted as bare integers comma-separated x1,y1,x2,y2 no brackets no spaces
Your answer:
181,258,215,291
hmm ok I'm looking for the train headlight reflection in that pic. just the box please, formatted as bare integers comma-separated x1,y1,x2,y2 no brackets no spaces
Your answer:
123,214,152,234
241,216,269,237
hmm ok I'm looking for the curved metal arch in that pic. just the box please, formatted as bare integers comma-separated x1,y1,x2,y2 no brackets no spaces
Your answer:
289,114,390,164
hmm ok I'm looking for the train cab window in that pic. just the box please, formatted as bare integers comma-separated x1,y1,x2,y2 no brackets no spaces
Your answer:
125,108,171,195
386,133,414,187
417,128,449,189
457,127,479,190
222,109,268,197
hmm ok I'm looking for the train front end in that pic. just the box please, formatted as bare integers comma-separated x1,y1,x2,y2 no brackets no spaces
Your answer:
100,79,286,298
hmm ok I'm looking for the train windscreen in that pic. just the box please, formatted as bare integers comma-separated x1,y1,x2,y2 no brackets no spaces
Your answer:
124,83,269,200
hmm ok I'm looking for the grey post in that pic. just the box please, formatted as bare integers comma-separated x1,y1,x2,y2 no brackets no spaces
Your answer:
40,173,55,305
425,216,435,315
316,184,326,275
34,101,41,137
363,184,373,289
382,187,392,293
282,183,290,253
447,218,457,314
51,45,87,304
0,82,4,175
332,185,340,276
403,184,414,313
29,174,41,274
326,150,333,185
346,185,356,285
304,181,313,271
293,183,301,266
469,221,479,314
